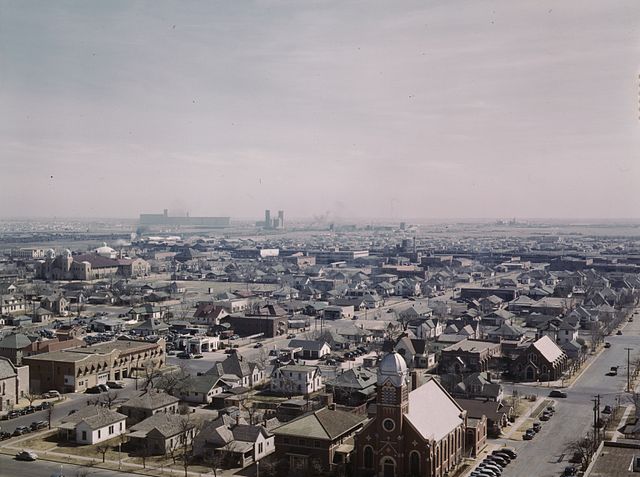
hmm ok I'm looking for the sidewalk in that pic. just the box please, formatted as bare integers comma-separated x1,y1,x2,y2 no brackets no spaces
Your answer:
0,432,239,477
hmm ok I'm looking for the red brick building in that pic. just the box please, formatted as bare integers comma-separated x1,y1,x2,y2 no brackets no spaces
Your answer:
354,352,466,477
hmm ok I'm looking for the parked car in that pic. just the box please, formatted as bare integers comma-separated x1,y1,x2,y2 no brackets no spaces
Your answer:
42,390,61,399
24,406,36,414
532,422,541,432
35,402,52,411
0,431,11,440
617,330,623,335
30,421,47,431
106,381,125,389
7,410,20,419
498,448,517,459
224,349,237,355
287,333,296,339
15,450,37,461
549,390,568,398
13,426,31,436
523,429,535,440
540,411,551,421
487,454,508,466
85,386,102,394
97,384,109,392
602,405,613,414
192,354,204,359
563,465,577,476
604,342,611,348
177,352,192,359
254,342,264,348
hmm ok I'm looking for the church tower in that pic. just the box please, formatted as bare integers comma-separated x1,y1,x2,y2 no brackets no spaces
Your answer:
375,351,409,476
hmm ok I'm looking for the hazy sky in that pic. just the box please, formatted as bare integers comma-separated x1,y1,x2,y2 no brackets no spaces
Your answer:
1,0,639,220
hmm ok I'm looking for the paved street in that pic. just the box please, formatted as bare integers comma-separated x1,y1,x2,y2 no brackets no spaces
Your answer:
498,317,640,477
0,454,131,477
0,378,141,436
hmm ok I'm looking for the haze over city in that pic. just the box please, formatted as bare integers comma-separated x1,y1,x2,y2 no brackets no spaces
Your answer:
1,0,639,220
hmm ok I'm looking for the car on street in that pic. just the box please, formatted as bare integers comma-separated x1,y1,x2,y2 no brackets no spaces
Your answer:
287,333,296,339
106,381,125,389
30,421,47,431
13,426,31,436
523,429,535,440
192,354,204,359
7,410,20,419
604,342,611,348
617,330,623,335
498,448,517,459
85,386,102,394
24,406,36,414
15,450,38,461
42,390,61,399
549,390,568,398
602,405,613,414
177,352,192,359
224,349,237,354
487,454,508,466
97,384,109,392
540,411,551,421
0,431,11,440
35,402,52,411
254,342,264,348
563,465,577,476
532,422,541,432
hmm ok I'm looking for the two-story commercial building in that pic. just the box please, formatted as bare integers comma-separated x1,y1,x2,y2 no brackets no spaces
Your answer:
24,338,166,393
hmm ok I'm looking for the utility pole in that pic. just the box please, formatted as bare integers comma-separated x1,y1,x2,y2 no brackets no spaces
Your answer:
592,395,599,451
626,347,633,392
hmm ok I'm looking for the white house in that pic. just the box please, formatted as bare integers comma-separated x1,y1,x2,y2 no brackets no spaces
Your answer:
59,406,127,445
270,364,323,395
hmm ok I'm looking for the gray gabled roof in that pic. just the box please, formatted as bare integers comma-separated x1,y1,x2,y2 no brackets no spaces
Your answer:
0,333,32,349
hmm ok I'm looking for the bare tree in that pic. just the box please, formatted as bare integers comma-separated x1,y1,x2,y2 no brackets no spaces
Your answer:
565,435,595,470
178,415,201,477
25,393,40,407
241,398,260,425
101,391,119,409
155,364,192,396
205,442,232,477
96,443,110,463
141,359,162,390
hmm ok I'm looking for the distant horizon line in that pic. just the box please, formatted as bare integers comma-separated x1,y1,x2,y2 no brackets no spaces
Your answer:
2,215,640,224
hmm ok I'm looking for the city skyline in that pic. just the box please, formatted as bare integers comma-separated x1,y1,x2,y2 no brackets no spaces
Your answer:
2,0,639,219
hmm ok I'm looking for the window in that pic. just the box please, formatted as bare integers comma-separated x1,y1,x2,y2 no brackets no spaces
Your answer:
364,446,374,469
109,425,114,434
258,442,263,454
382,419,395,432
410,451,420,476
82,431,87,441
119,422,123,431
98,430,101,439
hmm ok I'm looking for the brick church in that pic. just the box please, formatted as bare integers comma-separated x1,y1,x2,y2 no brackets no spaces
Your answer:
354,351,466,477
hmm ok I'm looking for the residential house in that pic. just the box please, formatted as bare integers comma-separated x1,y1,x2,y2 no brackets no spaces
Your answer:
274,406,367,476
288,339,331,359
128,413,195,456
119,389,180,425
270,365,323,396
194,415,275,469
325,367,377,406
394,336,436,369
59,405,127,445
